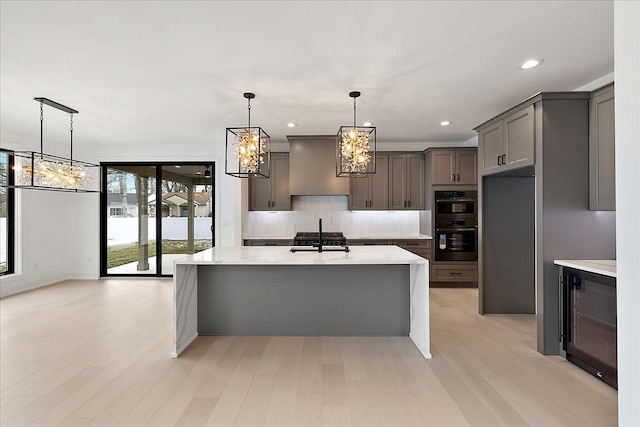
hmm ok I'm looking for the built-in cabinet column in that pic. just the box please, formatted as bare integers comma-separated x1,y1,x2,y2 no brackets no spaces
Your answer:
474,91,616,355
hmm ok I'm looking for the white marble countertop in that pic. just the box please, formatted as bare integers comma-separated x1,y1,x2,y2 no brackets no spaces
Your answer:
554,260,616,278
175,246,427,266
243,234,433,240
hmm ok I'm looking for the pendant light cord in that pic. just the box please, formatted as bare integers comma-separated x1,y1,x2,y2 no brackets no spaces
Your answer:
247,97,251,129
353,96,357,127
39,101,44,158
70,113,74,166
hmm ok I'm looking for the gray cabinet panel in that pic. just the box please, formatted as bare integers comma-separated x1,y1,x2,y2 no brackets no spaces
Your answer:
504,105,535,169
428,148,477,185
456,150,478,184
431,150,456,184
389,154,408,210
249,172,271,211
388,153,424,210
370,154,389,209
271,154,291,210
349,175,369,210
479,122,503,174
348,153,388,210
407,154,425,209
249,153,291,211
589,85,615,210
479,104,534,176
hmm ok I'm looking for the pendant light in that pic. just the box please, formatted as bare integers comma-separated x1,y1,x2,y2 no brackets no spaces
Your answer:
336,91,376,177
225,92,271,178
10,98,99,192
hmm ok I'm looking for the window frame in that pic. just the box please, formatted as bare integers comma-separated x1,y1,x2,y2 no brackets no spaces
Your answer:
0,149,16,276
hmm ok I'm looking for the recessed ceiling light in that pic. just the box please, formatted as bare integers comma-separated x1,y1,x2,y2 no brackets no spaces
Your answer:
287,122,297,128
196,171,202,175
440,121,452,126
520,58,543,69
363,122,372,126
174,165,181,168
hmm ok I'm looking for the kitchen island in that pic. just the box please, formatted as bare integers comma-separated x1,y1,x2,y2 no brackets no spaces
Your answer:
173,246,430,359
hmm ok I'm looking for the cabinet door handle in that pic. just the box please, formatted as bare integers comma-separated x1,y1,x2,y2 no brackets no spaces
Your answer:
408,200,411,208
452,173,456,182
457,173,460,181
497,155,502,166
502,154,506,165
449,271,463,276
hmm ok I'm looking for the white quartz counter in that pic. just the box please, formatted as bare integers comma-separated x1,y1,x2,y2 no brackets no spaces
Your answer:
175,245,427,266
554,260,616,278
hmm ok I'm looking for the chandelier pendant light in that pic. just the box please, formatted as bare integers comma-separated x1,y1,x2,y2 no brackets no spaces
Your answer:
225,92,271,178
336,91,376,177
9,98,99,192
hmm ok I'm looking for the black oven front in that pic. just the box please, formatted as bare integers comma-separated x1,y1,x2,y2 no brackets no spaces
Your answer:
434,217,477,261
435,190,477,217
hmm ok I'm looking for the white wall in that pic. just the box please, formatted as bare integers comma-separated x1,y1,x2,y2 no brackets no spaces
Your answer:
0,189,98,297
614,2,640,425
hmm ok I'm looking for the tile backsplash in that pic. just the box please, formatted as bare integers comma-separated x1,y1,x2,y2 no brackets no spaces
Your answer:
244,196,421,238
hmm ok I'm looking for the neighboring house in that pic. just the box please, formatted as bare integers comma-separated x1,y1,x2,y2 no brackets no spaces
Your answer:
106,193,139,218
107,192,211,218
156,192,211,217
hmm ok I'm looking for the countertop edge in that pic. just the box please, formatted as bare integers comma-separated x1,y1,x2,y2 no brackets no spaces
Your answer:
554,260,616,278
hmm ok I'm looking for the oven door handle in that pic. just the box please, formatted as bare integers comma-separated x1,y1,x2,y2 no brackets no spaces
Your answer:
436,227,477,232
435,199,477,203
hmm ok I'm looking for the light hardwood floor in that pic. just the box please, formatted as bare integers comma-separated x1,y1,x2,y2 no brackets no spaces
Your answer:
0,279,617,426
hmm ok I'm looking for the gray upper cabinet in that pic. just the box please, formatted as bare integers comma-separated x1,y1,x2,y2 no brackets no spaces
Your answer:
249,153,291,211
430,148,477,185
589,84,615,211
389,153,424,210
349,154,389,210
479,104,535,175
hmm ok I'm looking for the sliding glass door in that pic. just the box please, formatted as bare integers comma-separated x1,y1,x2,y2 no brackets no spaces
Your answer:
159,165,213,275
101,162,214,276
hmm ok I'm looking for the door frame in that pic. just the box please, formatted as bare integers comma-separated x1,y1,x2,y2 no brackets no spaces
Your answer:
100,161,215,277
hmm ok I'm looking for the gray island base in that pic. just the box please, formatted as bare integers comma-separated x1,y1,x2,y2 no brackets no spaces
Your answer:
173,246,431,359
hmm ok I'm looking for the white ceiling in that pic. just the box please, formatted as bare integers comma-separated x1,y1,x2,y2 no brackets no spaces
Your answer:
0,1,614,152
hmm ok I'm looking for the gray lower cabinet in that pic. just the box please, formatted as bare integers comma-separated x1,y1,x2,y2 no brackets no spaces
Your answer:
244,239,292,246
589,84,615,211
347,238,431,261
389,153,424,210
249,153,291,211
431,262,478,283
429,148,477,185
348,154,389,210
479,104,535,175
395,239,431,262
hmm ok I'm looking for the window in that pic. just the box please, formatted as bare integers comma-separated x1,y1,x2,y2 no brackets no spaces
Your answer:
109,207,123,217
0,150,15,275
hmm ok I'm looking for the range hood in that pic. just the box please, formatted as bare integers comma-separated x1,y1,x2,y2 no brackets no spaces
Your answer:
288,135,349,196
